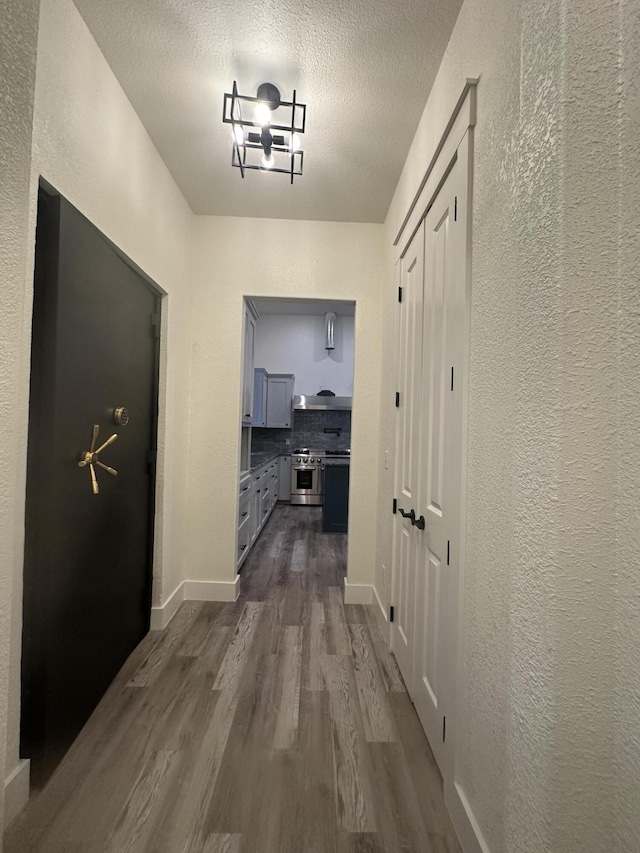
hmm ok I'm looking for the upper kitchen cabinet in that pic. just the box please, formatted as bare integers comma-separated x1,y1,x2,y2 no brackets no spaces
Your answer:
241,301,258,425
266,374,294,428
253,369,295,428
252,368,268,427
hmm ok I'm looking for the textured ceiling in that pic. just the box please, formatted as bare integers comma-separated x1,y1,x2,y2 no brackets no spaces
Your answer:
73,0,462,223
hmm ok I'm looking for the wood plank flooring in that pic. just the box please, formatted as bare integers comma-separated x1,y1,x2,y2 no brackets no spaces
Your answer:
6,505,461,853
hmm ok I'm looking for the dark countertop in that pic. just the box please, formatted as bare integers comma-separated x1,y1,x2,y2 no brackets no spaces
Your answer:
249,451,281,473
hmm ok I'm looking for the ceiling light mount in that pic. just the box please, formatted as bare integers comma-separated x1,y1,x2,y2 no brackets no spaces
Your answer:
222,81,306,183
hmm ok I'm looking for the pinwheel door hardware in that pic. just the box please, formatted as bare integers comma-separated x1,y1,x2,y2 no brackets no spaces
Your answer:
78,424,118,494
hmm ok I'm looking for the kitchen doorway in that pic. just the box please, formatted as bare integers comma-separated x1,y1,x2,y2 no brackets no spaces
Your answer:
237,298,355,574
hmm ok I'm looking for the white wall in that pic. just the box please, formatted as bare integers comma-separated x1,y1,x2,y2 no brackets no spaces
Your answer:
377,0,638,851
254,313,355,397
188,216,383,593
4,0,195,802
0,0,41,830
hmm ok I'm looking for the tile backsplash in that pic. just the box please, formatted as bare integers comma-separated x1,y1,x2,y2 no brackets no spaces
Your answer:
252,410,351,454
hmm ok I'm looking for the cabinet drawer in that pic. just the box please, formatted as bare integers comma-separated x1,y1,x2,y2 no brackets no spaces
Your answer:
261,487,270,520
238,492,251,530
237,513,251,565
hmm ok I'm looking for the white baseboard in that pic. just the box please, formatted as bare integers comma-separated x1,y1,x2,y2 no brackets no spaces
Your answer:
150,582,185,630
184,577,241,603
150,576,241,629
445,779,492,853
343,581,373,605
372,584,390,643
4,759,30,826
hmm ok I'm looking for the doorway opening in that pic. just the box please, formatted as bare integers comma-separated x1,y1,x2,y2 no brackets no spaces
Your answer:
237,297,355,575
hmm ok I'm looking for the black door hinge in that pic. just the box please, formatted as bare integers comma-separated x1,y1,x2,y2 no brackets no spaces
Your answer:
443,716,446,742
454,196,458,221
393,498,397,514
395,392,400,408
390,606,395,623
151,313,161,339
447,540,450,565
398,286,403,303
450,366,454,391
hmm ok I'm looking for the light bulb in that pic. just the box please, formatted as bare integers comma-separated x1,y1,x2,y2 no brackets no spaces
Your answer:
232,125,244,144
261,152,275,169
290,133,301,152
254,102,271,126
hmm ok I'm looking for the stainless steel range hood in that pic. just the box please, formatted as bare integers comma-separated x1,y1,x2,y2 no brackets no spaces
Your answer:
293,395,352,411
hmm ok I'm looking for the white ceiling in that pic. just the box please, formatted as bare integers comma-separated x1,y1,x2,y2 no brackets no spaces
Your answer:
73,0,462,223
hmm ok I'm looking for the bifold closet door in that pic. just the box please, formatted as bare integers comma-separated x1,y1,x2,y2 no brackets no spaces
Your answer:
391,147,468,776
412,154,465,771
391,223,424,691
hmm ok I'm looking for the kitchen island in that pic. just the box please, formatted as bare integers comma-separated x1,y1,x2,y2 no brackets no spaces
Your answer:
322,460,350,533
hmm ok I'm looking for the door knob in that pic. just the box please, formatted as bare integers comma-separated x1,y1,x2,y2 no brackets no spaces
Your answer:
413,514,426,530
78,424,118,494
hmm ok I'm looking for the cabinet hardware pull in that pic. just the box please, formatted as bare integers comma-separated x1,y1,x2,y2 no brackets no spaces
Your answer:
240,544,247,551
241,512,248,517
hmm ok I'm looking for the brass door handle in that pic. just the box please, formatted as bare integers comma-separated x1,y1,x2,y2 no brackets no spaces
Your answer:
78,424,118,494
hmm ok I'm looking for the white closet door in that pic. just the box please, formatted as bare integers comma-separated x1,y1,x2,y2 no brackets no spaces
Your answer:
413,153,466,773
391,223,424,691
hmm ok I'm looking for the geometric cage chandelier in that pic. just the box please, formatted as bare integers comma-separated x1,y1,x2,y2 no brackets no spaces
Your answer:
222,81,306,183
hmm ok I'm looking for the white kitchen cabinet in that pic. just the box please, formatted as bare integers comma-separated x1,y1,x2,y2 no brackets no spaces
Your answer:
237,456,280,571
241,301,258,425
237,473,252,570
266,374,294,428
251,370,294,429
252,368,268,427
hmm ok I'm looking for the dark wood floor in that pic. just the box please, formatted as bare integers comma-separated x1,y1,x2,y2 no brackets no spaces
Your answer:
6,505,461,853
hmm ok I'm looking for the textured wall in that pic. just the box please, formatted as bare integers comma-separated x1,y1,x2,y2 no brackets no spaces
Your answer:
615,0,640,848
5,0,195,788
0,0,41,832
188,216,383,589
379,0,636,851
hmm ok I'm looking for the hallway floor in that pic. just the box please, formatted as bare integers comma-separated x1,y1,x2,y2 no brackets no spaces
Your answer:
6,505,461,852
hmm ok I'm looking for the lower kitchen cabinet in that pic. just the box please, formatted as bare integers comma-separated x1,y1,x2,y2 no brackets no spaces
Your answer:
237,456,279,571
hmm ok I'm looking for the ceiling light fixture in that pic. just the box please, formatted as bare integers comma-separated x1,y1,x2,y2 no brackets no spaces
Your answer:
223,81,306,183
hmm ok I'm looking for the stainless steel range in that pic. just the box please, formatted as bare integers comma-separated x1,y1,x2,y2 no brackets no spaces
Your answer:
290,448,350,505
